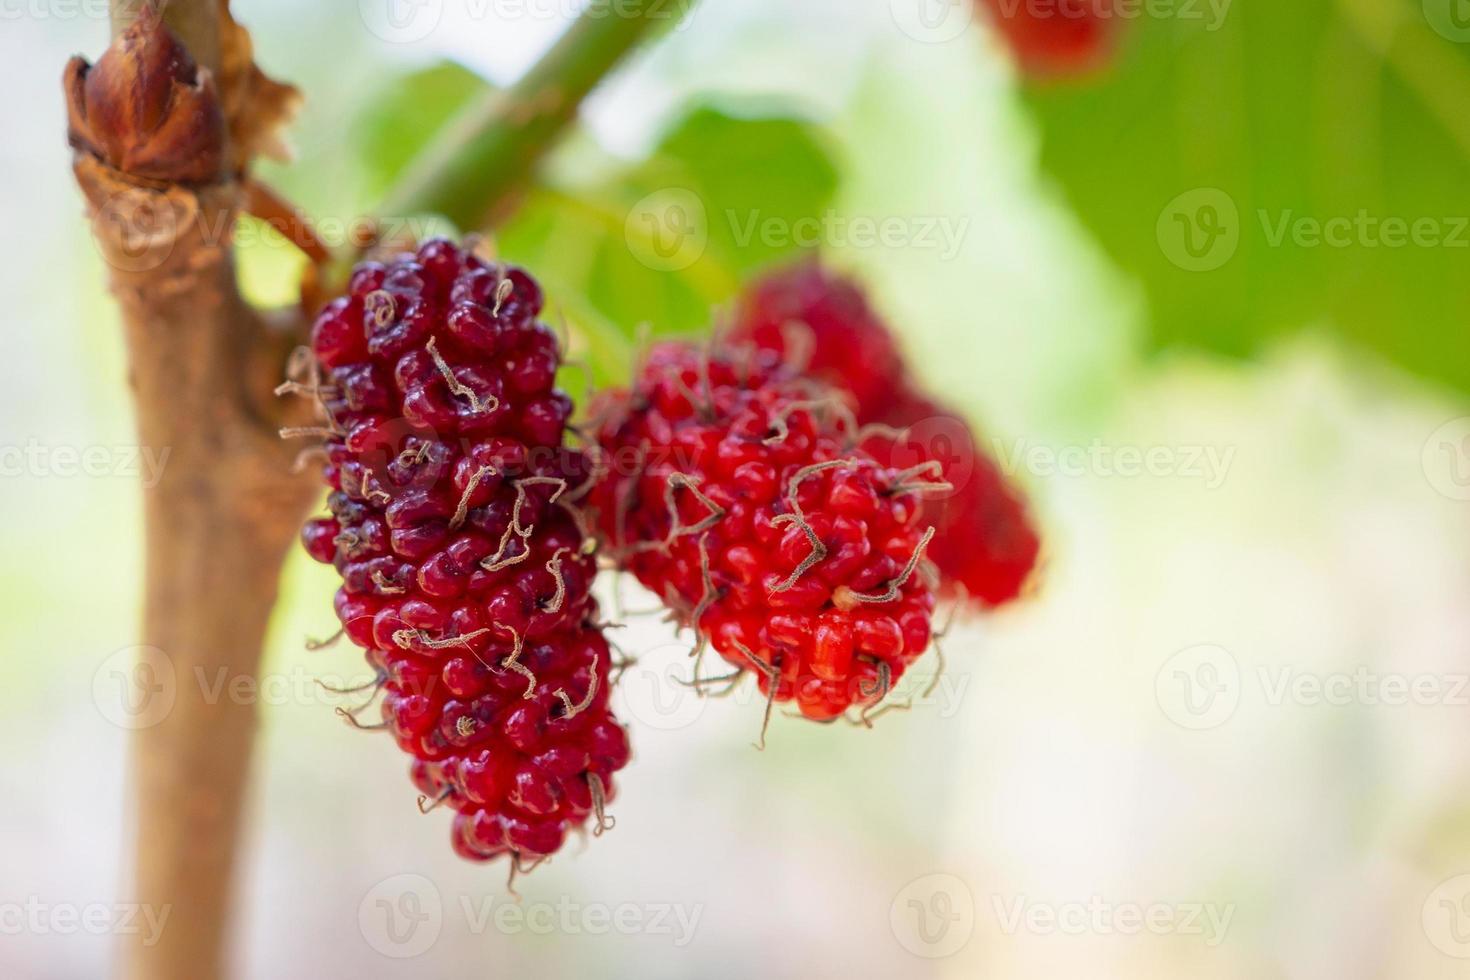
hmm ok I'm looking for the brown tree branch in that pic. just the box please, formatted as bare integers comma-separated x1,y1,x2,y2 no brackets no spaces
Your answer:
68,5,315,978
78,160,317,980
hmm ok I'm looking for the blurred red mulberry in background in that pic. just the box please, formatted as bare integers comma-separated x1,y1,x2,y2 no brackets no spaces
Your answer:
977,0,1119,77
729,261,1040,607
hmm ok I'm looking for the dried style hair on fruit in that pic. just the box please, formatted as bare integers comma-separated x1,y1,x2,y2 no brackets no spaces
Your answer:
592,341,942,727
729,260,1041,608
296,239,630,865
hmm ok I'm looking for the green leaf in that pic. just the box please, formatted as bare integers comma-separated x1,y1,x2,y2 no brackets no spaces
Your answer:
652,108,843,275
1022,0,1470,392
353,61,492,205
498,104,840,381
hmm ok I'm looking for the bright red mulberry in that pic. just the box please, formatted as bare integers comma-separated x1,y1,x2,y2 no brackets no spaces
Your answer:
592,342,941,723
298,239,629,864
976,0,1119,77
976,0,1111,76
730,261,1040,607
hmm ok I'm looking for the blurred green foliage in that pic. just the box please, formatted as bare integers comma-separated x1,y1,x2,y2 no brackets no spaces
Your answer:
354,61,491,205
351,62,838,384
1024,0,1470,393
500,107,839,379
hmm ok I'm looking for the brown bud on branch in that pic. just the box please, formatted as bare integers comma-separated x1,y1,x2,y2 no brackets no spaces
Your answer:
64,14,225,183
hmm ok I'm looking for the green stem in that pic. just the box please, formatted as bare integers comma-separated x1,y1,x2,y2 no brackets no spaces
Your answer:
378,0,694,231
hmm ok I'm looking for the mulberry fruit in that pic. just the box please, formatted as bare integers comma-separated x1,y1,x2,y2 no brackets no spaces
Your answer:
592,341,940,725
729,260,910,421
976,0,1118,77
298,239,629,864
730,261,1040,607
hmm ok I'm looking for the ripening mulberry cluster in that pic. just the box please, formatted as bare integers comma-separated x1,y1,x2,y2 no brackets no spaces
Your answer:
297,241,1044,865
591,342,940,721
730,261,1040,607
299,239,629,863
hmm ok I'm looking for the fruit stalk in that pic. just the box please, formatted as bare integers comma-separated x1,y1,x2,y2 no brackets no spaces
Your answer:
377,0,695,231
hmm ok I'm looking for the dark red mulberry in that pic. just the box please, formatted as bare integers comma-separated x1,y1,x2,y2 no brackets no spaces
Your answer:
298,239,628,864
592,342,941,724
730,261,1040,607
